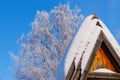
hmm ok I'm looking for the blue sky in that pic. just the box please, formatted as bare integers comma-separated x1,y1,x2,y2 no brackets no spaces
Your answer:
0,0,120,80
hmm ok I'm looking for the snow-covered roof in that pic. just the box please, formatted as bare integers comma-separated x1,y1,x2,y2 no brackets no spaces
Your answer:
56,14,120,80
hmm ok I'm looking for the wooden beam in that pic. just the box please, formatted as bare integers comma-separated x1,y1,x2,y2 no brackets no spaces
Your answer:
65,58,75,80
88,77,120,80
88,72,120,80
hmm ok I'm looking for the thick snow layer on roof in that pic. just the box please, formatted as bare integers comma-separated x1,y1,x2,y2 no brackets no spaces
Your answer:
93,68,117,74
56,14,120,80
99,20,120,58
56,15,102,79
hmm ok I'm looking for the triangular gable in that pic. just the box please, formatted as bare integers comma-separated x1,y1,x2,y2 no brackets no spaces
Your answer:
88,42,120,80
56,15,120,80
90,47,116,72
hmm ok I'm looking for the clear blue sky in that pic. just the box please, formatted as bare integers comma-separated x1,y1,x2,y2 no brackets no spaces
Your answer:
0,0,120,80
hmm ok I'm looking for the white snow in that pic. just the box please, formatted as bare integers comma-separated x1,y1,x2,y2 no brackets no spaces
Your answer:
93,68,117,74
56,14,120,80
99,20,120,58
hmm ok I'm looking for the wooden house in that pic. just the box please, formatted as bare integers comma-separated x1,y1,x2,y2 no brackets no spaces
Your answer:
56,15,120,80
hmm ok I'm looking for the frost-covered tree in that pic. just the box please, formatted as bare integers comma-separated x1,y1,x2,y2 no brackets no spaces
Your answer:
13,4,83,80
